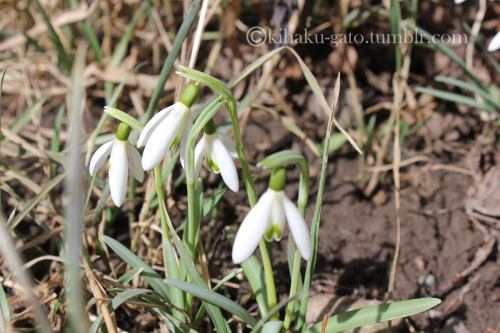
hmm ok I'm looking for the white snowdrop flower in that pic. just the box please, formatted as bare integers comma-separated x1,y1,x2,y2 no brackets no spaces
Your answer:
488,31,500,52
232,167,312,264
454,0,466,4
89,123,144,207
194,119,239,192
138,84,200,171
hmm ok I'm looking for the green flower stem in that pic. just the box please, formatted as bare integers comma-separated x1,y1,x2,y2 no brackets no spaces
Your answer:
257,151,310,329
283,250,302,329
227,99,279,319
259,238,278,321
179,68,276,318
154,165,185,322
284,165,309,330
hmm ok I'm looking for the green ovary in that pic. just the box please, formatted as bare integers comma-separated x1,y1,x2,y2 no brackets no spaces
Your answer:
265,224,282,241
208,159,219,172
169,136,180,150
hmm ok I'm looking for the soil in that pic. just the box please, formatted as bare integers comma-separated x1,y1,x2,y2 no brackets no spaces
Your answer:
211,111,500,333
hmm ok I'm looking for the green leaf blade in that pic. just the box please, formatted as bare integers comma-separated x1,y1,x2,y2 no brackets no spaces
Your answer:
305,298,441,333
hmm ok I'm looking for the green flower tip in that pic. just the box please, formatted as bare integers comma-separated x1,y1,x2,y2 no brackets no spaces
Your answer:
179,84,200,107
269,166,286,192
203,118,217,135
116,122,131,141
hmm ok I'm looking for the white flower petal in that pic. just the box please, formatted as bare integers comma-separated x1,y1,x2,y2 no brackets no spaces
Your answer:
137,105,174,148
128,144,144,182
179,118,193,170
488,31,500,52
218,133,239,158
89,140,113,176
194,135,206,184
454,0,466,4
269,191,285,241
109,140,129,207
232,191,273,264
141,108,185,171
282,195,312,261
212,137,239,192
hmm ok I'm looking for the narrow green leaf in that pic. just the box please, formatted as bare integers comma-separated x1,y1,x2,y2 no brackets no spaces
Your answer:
193,268,243,329
88,288,152,333
67,0,103,63
305,298,441,333
149,307,199,333
103,236,171,300
34,0,72,73
117,267,144,285
103,106,144,131
0,66,6,208
262,321,283,333
283,47,362,155
404,23,486,90
389,0,402,71
297,75,341,332
144,0,202,122
0,280,10,333
225,227,268,316
166,279,257,327
417,87,495,113
434,76,500,109
9,173,66,231
160,201,229,333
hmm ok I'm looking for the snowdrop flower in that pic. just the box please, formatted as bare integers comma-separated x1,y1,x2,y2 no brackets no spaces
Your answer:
194,118,239,192
488,31,500,52
232,167,312,264
138,84,200,171
454,0,466,4
89,122,144,207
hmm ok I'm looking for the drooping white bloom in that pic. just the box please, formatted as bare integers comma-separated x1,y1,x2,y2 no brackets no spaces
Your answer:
194,132,239,192
488,31,500,52
138,102,193,171
138,84,200,171
89,138,144,207
232,189,312,264
454,0,466,4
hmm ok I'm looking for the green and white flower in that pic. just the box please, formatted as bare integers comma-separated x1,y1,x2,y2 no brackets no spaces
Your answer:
232,168,312,264
138,84,200,171
89,123,143,207
194,119,239,192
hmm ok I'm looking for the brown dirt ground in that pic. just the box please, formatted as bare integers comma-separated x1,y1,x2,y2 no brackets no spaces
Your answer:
210,111,500,333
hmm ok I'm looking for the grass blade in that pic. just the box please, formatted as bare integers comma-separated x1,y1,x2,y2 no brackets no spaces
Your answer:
8,173,66,230
297,74,341,332
34,0,72,73
434,76,500,109
417,87,496,113
65,41,88,332
103,236,171,300
0,280,10,333
88,289,152,333
305,298,441,333
144,0,202,122
160,201,230,333
166,279,257,327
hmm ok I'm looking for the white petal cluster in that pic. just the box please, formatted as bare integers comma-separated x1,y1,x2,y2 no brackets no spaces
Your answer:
488,31,500,52
232,189,312,264
138,102,193,171
89,139,144,207
194,132,239,192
